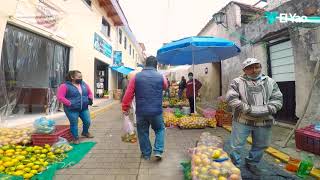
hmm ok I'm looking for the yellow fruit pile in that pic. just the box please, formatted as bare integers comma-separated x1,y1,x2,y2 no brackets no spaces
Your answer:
169,98,179,106
162,101,170,107
176,100,189,107
163,112,180,127
0,128,33,146
206,118,217,128
178,116,207,129
0,144,67,179
191,145,241,180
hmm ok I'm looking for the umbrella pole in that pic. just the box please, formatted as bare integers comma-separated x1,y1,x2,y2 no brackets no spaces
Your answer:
192,47,196,114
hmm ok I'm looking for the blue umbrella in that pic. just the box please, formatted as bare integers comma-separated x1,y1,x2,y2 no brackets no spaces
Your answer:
157,36,240,65
156,36,240,113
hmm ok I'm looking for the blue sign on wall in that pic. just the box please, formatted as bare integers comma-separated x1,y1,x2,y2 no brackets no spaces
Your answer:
113,51,122,66
94,32,112,58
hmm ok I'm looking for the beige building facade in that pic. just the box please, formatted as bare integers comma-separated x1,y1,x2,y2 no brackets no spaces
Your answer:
0,0,144,118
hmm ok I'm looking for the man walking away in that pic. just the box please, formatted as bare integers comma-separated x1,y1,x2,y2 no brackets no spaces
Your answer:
226,58,283,176
122,56,168,160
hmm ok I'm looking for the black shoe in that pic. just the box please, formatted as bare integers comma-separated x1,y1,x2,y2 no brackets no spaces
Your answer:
140,154,150,160
245,163,267,176
72,139,80,145
81,133,94,138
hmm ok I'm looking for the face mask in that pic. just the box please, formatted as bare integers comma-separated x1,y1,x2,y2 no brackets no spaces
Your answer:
248,73,262,80
75,79,82,84
188,76,193,80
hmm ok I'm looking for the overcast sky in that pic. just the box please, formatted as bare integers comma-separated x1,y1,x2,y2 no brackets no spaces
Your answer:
118,0,266,55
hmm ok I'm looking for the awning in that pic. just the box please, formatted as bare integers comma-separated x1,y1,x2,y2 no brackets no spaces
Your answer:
111,66,134,75
137,64,144,68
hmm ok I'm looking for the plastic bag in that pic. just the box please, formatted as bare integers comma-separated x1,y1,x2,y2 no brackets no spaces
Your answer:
174,108,184,118
191,145,241,180
34,117,56,134
203,108,216,118
164,108,174,113
181,160,192,180
51,137,73,153
197,132,223,148
121,115,137,143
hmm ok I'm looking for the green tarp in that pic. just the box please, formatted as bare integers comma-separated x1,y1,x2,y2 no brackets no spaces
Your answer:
0,142,96,180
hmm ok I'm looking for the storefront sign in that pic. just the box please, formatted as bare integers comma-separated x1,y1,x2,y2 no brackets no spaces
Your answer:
94,33,112,58
113,51,122,66
15,0,65,31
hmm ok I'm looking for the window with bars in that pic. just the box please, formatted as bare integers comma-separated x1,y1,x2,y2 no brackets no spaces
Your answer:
119,29,122,44
101,17,110,37
129,45,132,55
124,37,127,49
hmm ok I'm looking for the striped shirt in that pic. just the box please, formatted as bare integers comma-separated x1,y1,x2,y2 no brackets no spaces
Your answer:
226,74,283,127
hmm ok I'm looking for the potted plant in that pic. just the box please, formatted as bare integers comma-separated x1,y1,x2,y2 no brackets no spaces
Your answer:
103,90,109,99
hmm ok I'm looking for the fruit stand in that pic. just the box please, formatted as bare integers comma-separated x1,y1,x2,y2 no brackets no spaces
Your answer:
0,118,96,180
163,108,217,129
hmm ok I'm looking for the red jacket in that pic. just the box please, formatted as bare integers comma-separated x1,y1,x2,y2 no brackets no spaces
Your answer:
186,79,202,98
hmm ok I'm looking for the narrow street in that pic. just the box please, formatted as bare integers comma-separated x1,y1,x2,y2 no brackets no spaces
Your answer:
54,102,301,180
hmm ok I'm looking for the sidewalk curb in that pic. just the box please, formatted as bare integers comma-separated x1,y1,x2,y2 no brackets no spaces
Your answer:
90,100,118,119
76,100,118,125
197,106,320,179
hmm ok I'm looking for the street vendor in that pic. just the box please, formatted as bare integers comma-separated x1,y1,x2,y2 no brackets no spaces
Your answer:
164,77,171,98
178,76,187,99
57,70,94,145
186,72,202,113
226,58,283,176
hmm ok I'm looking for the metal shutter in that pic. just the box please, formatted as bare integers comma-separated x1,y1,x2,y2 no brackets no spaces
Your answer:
269,40,295,82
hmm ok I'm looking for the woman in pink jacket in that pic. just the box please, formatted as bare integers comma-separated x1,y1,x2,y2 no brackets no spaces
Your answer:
57,70,94,144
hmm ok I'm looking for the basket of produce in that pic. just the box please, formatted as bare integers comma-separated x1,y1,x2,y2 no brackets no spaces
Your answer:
163,112,180,127
206,118,217,128
191,145,241,180
178,116,207,129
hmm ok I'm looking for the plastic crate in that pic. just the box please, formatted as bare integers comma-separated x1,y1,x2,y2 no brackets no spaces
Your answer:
32,125,73,146
215,110,232,127
295,125,320,155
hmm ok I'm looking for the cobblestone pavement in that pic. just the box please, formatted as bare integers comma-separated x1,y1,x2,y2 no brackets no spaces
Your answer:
54,102,301,180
